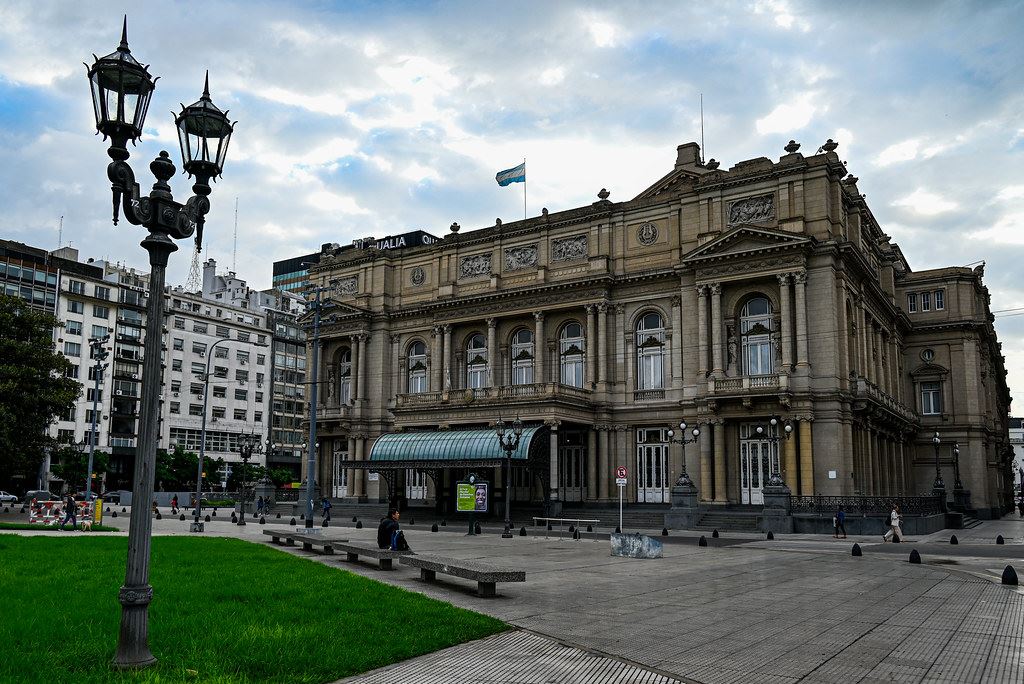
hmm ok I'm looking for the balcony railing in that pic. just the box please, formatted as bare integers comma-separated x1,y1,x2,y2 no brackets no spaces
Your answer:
854,378,916,423
711,373,787,393
395,382,592,408
315,405,351,421
790,495,943,517
633,389,666,401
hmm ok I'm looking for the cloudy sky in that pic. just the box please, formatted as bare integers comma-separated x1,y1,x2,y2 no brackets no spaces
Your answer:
1,0,1023,404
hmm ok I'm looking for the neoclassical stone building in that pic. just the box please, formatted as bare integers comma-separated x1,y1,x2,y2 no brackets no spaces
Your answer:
303,140,1014,519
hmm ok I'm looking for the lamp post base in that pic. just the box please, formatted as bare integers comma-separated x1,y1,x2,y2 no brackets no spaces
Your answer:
112,585,156,669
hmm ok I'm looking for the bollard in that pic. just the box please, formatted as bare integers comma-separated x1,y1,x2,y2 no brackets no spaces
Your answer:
231,513,237,523
290,517,297,526
950,535,958,545
179,514,185,521
520,526,527,536
122,507,126,513
852,543,862,557
212,510,217,517
474,522,482,535
276,512,281,519
587,524,593,532
767,531,775,540
441,519,447,527
712,529,719,539
431,523,439,533
662,527,669,536
909,549,921,564
352,516,358,522
1001,565,1018,586
615,525,621,534
300,514,304,520
698,535,707,547
356,521,363,529
259,516,265,524
323,520,329,528
156,513,162,520
21,507,27,514
997,535,1005,545
410,518,415,525
205,515,211,523
112,512,118,518
547,523,553,531
568,524,575,533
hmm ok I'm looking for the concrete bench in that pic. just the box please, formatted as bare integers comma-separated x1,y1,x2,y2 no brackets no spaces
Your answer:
401,554,526,597
262,529,347,554
335,542,410,570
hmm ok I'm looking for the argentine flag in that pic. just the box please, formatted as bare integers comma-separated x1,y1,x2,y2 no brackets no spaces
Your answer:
495,162,526,186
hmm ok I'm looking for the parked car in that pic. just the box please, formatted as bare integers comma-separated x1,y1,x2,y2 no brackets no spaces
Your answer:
24,490,61,503
0,491,18,504
100,491,121,505
74,491,99,502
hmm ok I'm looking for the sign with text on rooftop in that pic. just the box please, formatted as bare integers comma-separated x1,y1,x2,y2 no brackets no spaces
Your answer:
352,230,440,251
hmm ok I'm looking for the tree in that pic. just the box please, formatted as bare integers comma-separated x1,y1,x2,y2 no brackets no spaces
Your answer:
267,467,294,488
0,294,80,492
154,445,226,492
50,445,110,492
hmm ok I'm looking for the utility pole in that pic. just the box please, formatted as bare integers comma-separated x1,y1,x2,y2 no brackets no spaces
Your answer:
87,335,111,498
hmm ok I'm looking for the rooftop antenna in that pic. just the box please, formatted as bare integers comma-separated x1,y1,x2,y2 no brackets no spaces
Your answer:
700,93,705,164
232,196,238,272
57,215,63,248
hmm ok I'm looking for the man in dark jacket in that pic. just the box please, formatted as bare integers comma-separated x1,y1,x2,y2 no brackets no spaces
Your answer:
377,509,401,549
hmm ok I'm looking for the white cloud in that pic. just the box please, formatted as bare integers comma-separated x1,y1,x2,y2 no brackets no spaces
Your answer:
539,67,566,86
753,0,811,32
892,189,958,216
306,190,369,215
875,137,957,167
968,209,1024,245
755,93,820,134
587,20,618,47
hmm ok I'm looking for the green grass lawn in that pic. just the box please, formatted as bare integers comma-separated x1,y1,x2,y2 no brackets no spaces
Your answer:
0,535,506,683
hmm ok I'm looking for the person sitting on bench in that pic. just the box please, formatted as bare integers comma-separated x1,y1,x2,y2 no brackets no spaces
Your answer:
377,508,410,551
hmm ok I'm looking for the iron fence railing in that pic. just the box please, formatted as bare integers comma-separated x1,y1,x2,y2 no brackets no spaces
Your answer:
790,495,943,517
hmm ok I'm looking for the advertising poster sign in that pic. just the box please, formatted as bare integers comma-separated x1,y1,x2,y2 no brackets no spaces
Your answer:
456,482,488,512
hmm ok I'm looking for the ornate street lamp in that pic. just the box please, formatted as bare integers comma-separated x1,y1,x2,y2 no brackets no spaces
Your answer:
932,431,945,491
754,416,794,486
666,421,701,487
952,441,963,491
235,433,264,526
86,18,235,669
495,415,524,537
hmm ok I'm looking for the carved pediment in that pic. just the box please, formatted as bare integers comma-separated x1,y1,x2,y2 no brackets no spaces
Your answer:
910,363,950,378
682,226,812,265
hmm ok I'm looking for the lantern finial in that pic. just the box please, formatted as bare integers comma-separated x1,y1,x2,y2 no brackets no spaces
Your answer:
202,70,210,100
119,16,129,51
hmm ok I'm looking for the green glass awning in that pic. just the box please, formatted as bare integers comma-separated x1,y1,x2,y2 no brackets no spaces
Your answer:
369,427,543,463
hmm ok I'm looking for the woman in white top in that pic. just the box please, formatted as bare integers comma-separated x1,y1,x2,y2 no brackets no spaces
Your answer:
882,504,902,542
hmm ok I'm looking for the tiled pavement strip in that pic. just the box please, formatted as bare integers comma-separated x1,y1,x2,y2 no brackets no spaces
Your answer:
6,513,1024,683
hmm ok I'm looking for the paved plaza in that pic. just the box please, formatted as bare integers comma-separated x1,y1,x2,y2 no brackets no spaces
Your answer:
5,511,1024,683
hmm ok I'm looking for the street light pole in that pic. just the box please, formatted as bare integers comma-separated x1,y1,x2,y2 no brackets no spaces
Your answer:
666,421,702,486
754,416,794,487
193,336,233,529
86,334,110,499
952,442,963,490
932,431,945,490
86,19,234,669
303,282,337,529
494,416,524,537
236,432,263,526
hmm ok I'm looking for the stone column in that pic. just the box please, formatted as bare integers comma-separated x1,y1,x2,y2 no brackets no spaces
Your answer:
696,285,709,379
547,420,560,503
858,302,869,378
585,305,597,387
390,334,401,398
624,325,635,396
357,333,368,402
349,335,360,401
597,302,609,386
699,430,713,501
587,429,597,501
486,318,497,387
346,435,356,497
598,426,610,501
794,270,810,369
777,273,793,372
783,431,798,487
863,426,874,495
670,434,683,486
710,283,724,377
442,325,452,390
615,304,626,395
534,312,545,384
431,326,442,391
354,435,365,499
670,295,682,389
713,421,727,502
798,418,814,495
617,426,634,503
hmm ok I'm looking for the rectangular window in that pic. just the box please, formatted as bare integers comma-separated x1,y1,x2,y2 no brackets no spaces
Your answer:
215,347,229,358
94,285,110,300
174,317,185,329
256,353,266,365
170,402,180,414
57,429,75,443
65,364,79,379
212,407,226,419
257,335,266,344
921,291,931,312
64,341,81,357
255,392,263,402
65,320,83,335
233,409,247,421
171,380,181,392
69,280,85,295
191,362,206,375
934,290,944,310
235,389,248,401
213,386,227,399
62,406,76,422
921,381,942,415
67,300,84,314
216,326,229,338
193,322,208,334
93,305,109,319
214,366,228,378
171,359,183,372
191,383,205,395
173,338,184,350
91,325,108,338
87,388,102,402
237,351,249,363
192,342,207,355
189,404,204,417
907,293,917,313
254,411,263,422
237,331,250,343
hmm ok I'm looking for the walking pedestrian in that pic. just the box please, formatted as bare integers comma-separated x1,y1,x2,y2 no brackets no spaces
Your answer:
171,495,178,511
882,504,902,542
256,496,264,516
321,496,332,522
60,494,77,530
834,505,847,539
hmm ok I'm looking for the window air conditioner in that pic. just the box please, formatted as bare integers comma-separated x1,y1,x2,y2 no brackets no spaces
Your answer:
132,373,139,379
115,390,122,396
173,392,179,397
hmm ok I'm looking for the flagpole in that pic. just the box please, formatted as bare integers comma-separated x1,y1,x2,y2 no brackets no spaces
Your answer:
523,158,527,220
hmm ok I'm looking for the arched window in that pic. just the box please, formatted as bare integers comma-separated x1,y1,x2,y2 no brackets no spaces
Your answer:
407,341,427,393
635,312,665,390
741,297,773,375
466,334,488,389
559,322,585,387
338,348,352,403
511,329,535,385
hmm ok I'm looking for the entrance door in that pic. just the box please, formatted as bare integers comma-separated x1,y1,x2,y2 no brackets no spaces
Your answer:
636,428,669,503
405,469,427,501
559,447,585,502
739,424,779,505
332,450,348,498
